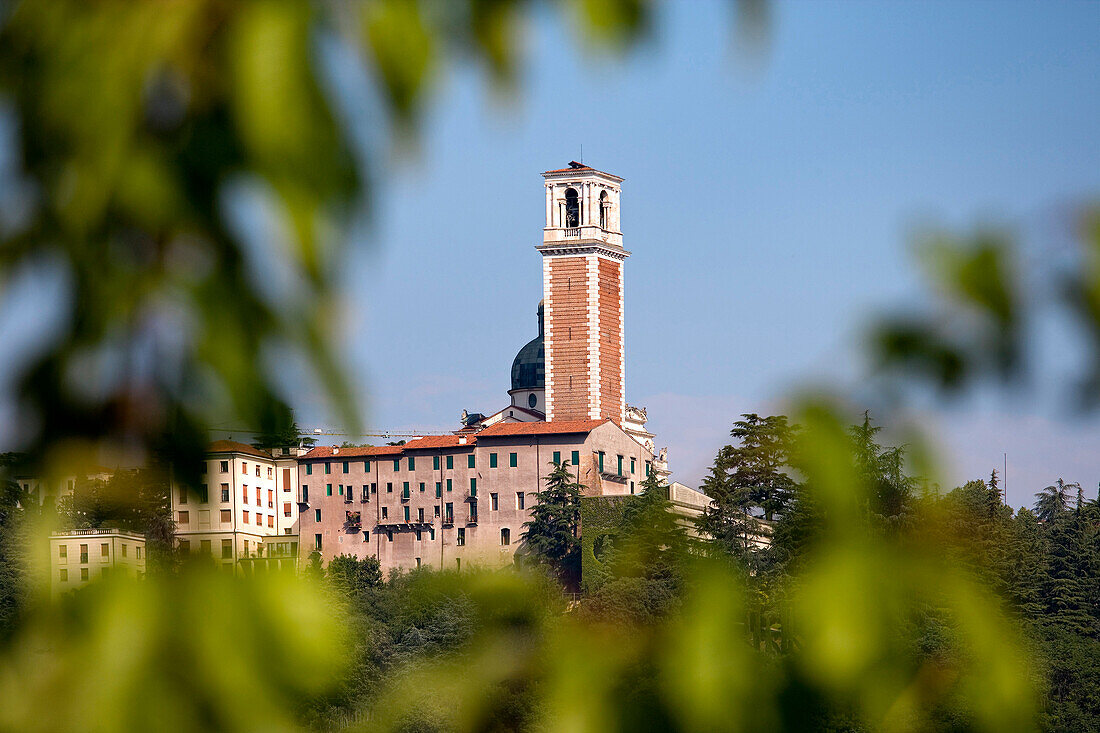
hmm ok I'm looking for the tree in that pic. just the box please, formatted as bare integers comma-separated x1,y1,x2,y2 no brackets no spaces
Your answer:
521,461,583,587
326,554,383,603
1035,478,1078,522
698,414,798,562
252,420,316,453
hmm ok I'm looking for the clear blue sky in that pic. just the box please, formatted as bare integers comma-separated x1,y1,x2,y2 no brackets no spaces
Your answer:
304,1,1100,509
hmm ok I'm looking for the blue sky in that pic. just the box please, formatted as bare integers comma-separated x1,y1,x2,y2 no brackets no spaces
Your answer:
304,1,1100,509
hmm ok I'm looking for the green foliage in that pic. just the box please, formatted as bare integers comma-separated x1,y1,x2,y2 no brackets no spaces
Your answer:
520,461,583,588
251,420,316,452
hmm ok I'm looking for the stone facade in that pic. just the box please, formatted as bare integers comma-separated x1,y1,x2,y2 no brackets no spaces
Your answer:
300,420,654,574
49,528,146,597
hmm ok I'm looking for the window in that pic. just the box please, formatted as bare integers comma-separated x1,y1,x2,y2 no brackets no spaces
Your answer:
645,461,651,476
178,510,189,524
268,489,273,507
222,539,232,559
179,487,187,504
415,530,422,541
122,544,127,558
446,455,453,470
467,455,475,469
435,482,442,498
267,515,273,528
101,543,109,558
387,482,393,493
363,532,370,542
59,569,68,582
617,455,623,476
306,463,313,476
418,508,424,523
631,457,636,474
267,467,273,478
429,527,435,540
457,528,465,546
364,460,372,473
445,503,453,522
382,507,388,519
324,462,331,475
362,485,369,502
402,482,409,499
490,453,498,468
433,456,440,470
256,487,261,505
371,483,376,494
469,478,477,496
338,484,343,496
509,452,517,468
243,485,248,504
446,479,452,492
243,510,249,523
80,568,89,582
470,505,478,524
221,484,230,502
326,484,332,496
501,528,510,546
179,540,190,553
302,486,309,502
434,506,440,517
136,547,143,560
408,456,415,470
242,462,247,474
200,539,211,554
220,460,229,473
553,451,561,465
342,461,349,473
58,545,67,561
221,509,231,524
564,187,579,227
598,452,605,471
199,484,209,503
403,506,410,522
599,189,609,229
314,509,321,522
490,493,498,511
415,557,422,568
517,492,525,510
571,450,580,467
630,481,635,495
393,459,400,471
315,534,322,550
386,530,393,542
419,482,425,493
255,465,260,477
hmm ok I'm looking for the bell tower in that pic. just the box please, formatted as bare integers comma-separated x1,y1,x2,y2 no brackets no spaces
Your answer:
538,161,628,424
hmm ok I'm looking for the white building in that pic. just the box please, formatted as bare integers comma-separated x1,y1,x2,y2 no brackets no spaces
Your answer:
170,441,303,572
49,528,146,597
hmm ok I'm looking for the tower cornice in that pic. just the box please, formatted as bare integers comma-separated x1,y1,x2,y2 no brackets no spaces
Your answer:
535,242,630,261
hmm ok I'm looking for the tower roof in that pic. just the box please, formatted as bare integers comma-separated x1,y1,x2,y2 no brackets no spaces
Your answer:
542,161,623,182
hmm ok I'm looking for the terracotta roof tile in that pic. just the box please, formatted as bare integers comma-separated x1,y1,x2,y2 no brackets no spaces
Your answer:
303,445,404,459
403,435,476,451
206,440,273,459
475,419,607,437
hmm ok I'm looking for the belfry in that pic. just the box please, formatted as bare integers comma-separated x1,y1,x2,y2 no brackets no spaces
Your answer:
537,161,628,424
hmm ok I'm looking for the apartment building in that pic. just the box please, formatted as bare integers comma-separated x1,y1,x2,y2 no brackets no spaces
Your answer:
49,528,146,597
170,441,302,572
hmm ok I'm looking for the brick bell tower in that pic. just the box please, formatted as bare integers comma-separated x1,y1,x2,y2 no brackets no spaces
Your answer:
538,161,628,424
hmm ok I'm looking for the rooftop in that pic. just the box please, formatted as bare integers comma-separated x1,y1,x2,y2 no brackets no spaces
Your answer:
206,440,273,459
475,419,607,438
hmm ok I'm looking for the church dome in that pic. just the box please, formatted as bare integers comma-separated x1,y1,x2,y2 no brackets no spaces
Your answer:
510,302,544,391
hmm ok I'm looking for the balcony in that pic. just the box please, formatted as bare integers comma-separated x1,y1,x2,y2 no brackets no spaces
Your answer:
463,491,477,503
442,515,454,526
563,227,580,238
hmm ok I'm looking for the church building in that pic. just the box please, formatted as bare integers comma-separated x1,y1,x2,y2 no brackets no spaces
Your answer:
298,162,673,572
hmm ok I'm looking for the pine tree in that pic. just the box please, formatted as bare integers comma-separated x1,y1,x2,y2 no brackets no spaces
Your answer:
521,461,583,586
1042,510,1095,636
1035,478,1077,522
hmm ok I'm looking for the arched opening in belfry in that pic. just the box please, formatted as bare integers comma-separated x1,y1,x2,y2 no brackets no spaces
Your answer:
564,188,579,227
599,190,609,229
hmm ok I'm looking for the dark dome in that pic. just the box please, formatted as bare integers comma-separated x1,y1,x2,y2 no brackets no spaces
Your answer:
510,302,544,391
511,335,544,391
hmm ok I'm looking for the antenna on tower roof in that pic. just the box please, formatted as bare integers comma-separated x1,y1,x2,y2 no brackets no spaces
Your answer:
580,144,583,163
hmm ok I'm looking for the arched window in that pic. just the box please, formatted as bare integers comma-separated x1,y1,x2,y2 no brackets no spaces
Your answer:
599,190,609,229
564,188,579,228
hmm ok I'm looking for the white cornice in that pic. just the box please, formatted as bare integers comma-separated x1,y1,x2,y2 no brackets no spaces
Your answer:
535,242,631,261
